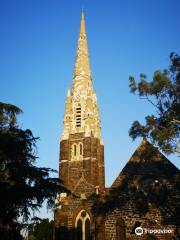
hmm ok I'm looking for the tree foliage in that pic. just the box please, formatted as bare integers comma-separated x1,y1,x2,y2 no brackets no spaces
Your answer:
0,102,64,239
129,53,180,155
27,218,54,240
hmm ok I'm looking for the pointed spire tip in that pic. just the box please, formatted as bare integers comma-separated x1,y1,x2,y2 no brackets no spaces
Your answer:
81,7,84,18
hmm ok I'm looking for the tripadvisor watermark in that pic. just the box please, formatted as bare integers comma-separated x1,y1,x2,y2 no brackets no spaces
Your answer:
135,227,173,236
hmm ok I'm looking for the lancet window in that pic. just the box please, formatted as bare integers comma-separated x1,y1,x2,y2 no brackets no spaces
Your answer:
71,143,83,160
75,210,91,240
74,144,77,156
79,143,83,156
71,143,77,160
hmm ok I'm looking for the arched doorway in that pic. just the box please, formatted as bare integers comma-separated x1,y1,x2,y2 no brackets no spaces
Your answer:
75,210,91,240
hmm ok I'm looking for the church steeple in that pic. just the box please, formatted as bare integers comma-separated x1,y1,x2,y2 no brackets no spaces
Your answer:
59,10,105,194
55,12,105,239
62,11,102,143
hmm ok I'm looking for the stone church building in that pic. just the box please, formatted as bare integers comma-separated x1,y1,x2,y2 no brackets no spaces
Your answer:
54,12,180,240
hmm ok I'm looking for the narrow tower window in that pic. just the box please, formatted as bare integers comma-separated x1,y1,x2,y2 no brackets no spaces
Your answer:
74,144,77,156
71,144,77,160
71,143,83,161
79,143,83,156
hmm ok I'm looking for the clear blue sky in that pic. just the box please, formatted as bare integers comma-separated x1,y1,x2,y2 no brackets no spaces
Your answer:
0,0,180,219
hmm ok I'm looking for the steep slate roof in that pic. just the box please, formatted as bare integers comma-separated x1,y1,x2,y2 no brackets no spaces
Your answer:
111,138,179,189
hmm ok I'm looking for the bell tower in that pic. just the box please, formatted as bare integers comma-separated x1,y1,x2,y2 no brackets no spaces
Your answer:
60,11,105,193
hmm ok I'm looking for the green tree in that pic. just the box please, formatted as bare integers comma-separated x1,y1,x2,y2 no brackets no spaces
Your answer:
0,102,64,239
129,53,180,155
28,218,54,240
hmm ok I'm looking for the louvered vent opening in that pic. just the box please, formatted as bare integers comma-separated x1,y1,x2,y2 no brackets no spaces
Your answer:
76,107,81,127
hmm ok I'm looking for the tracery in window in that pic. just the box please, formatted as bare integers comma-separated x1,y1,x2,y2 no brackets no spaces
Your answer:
75,210,90,240
77,219,83,240
85,219,90,240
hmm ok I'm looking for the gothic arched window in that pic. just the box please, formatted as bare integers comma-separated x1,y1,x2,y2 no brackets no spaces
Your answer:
85,219,90,240
116,218,126,240
75,210,91,240
77,219,83,240
71,143,78,160
71,143,83,161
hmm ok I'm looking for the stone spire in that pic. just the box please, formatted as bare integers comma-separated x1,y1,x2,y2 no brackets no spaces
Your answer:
61,11,102,143
73,10,91,79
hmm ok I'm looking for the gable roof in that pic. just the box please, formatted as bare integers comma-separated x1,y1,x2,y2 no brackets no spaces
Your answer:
72,173,95,197
111,138,179,189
